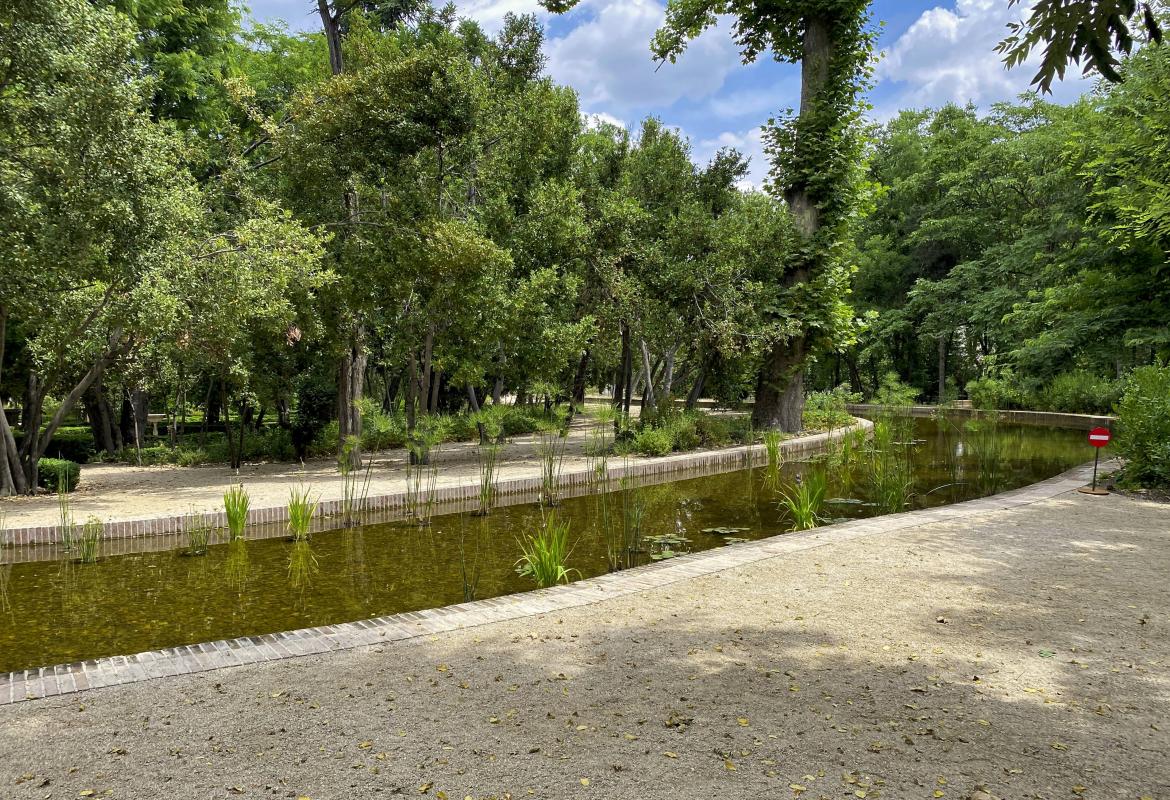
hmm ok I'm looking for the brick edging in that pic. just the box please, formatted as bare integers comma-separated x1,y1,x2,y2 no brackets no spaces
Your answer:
0,457,1096,706
2,420,873,547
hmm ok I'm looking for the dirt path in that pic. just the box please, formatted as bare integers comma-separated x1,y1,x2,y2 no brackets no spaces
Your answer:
1,489,1166,799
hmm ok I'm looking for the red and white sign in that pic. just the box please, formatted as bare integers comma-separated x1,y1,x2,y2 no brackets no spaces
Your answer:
1088,427,1112,448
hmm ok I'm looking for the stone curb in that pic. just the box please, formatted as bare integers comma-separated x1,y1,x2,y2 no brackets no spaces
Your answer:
1,421,872,547
846,404,1115,430
0,455,1096,707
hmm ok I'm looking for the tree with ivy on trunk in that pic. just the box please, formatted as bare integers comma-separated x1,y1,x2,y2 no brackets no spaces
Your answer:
542,0,875,432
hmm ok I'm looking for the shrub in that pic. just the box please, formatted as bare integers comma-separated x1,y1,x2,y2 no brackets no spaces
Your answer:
1115,365,1170,488
871,372,919,407
694,414,733,447
1036,371,1122,415
632,427,674,457
803,388,854,431
666,415,700,451
38,458,80,493
360,410,407,451
38,427,95,464
965,375,1027,411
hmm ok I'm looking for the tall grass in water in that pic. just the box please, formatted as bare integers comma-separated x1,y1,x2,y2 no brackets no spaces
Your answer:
406,418,444,525
607,468,647,571
223,483,250,541
287,486,318,541
458,515,487,601
778,471,828,531
57,487,76,552
77,516,103,563
762,430,783,491
183,512,214,555
473,413,504,516
515,511,577,588
586,406,616,489
537,416,570,507
338,436,373,527
867,414,915,514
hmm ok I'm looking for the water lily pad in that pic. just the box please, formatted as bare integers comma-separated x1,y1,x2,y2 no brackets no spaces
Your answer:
650,550,678,561
826,497,863,505
701,526,750,536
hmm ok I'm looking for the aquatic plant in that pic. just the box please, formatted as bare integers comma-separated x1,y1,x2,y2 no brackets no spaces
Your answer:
609,470,648,571
515,511,577,588
866,415,916,514
183,512,214,555
586,406,616,488
57,486,76,552
77,516,103,563
473,412,504,516
339,436,373,527
406,417,445,525
965,413,1006,494
537,415,570,506
287,486,318,542
762,430,783,490
223,483,250,541
458,515,487,602
778,471,828,531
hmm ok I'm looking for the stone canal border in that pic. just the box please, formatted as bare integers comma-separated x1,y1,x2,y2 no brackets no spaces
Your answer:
0,455,1098,707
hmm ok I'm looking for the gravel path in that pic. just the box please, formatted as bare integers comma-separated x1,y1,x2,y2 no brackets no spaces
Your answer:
1,489,1167,799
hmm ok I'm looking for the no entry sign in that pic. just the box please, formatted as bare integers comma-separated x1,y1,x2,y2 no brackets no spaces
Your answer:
1088,427,1112,447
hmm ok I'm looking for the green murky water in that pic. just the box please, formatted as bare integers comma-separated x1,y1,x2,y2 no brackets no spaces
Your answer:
0,416,1089,673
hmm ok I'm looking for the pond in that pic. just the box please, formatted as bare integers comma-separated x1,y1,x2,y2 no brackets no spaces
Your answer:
0,415,1089,674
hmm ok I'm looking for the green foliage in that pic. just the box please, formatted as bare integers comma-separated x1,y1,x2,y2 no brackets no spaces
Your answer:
997,0,1163,91
77,517,103,564
515,512,576,588
287,486,318,542
778,470,827,532
1036,371,1122,415
872,373,919,407
183,513,214,556
39,459,81,493
1115,364,1170,488
802,388,855,431
630,427,674,458
965,375,1028,411
26,428,95,465
223,483,250,541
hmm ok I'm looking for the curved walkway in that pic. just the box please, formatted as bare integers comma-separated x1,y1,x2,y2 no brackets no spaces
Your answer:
1,462,1166,797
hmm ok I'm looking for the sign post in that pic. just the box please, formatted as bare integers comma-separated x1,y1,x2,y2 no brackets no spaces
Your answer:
1078,426,1112,496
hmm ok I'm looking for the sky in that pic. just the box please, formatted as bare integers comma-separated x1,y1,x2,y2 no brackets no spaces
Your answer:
245,0,1093,187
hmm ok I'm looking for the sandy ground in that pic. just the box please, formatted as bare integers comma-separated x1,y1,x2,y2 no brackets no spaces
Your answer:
0,417,656,529
0,489,1167,799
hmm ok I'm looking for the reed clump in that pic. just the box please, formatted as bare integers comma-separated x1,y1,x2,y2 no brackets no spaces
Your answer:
183,512,214,556
778,471,827,531
515,511,577,588
77,516,103,563
223,483,250,541
287,485,318,542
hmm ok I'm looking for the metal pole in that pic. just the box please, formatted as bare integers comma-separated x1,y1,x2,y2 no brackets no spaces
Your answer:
1092,448,1100,491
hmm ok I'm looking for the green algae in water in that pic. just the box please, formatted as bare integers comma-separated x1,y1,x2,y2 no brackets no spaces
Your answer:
0,417,1090,673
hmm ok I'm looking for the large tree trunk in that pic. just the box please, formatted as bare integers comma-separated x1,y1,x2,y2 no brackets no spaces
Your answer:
753,338,806,432
751,15,833,433
571,348,590,409
638,339,656,418
317,1,345,76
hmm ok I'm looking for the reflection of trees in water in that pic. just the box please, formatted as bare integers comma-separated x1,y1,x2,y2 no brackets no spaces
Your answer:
457,514,487,602
0,563,11,618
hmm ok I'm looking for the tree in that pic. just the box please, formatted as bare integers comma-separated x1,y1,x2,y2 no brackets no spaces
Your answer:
998,0,1164,91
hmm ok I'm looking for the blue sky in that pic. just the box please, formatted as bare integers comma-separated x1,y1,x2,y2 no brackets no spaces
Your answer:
245,1,1092,186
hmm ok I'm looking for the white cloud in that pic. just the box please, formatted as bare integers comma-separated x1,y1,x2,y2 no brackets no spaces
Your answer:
874,0,1091,118
583,110,626,130
544,0,742,113
451,0,546,34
